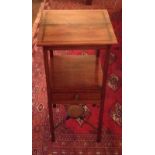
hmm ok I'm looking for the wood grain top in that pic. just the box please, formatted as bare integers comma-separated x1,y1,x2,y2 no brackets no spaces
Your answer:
37,10,117,48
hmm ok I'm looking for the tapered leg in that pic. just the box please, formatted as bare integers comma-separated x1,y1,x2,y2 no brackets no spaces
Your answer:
49,50,56,108
97,46,111,142
49,49,53,58
43,47,55,142
86,0,92,5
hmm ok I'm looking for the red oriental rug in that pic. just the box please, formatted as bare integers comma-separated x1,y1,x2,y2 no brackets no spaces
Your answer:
32,2,122,155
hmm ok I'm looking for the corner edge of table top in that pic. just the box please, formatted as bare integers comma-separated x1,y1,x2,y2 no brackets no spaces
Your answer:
37,9,118,47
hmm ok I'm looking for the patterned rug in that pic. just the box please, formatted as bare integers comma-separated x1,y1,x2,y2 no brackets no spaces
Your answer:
45,0,121,12
32,1,122,155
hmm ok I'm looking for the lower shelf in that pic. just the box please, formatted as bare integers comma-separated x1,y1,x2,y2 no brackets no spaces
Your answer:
51,55,103,93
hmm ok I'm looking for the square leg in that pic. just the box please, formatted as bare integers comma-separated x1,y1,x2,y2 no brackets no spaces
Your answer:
43,47,55,142
96,49,100,58
97,46,111,142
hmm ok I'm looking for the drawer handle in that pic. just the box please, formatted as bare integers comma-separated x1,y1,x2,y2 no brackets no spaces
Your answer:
75,94,80,100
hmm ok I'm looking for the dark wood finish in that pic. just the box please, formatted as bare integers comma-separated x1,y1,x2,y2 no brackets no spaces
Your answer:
37,10,118,142
97,46,111,142
49,49,53,58
37,10,117,49
52,92,101,101
43,47,55,141
49,50,56,108
86,0,93,5
52,100,101,105
96,49,100,57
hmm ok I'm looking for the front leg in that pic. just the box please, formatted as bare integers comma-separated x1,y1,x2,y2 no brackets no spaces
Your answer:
43,47,55,142
49,50,56,108
97,46,111,142
96,49,100,58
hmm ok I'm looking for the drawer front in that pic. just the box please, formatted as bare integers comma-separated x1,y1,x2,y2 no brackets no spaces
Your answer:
52,92,101,101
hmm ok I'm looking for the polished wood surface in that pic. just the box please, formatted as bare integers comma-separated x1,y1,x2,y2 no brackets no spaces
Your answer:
97,46,111,142
52,100,101,105
52,92,101,101
37,10,117,48
50,55,103,93
43,48,55,141
39,10,118,142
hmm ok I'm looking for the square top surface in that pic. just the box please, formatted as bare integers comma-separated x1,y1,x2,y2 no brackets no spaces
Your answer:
37,10,117,48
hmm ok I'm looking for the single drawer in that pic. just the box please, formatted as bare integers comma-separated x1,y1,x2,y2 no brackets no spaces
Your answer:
52,92,101,101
